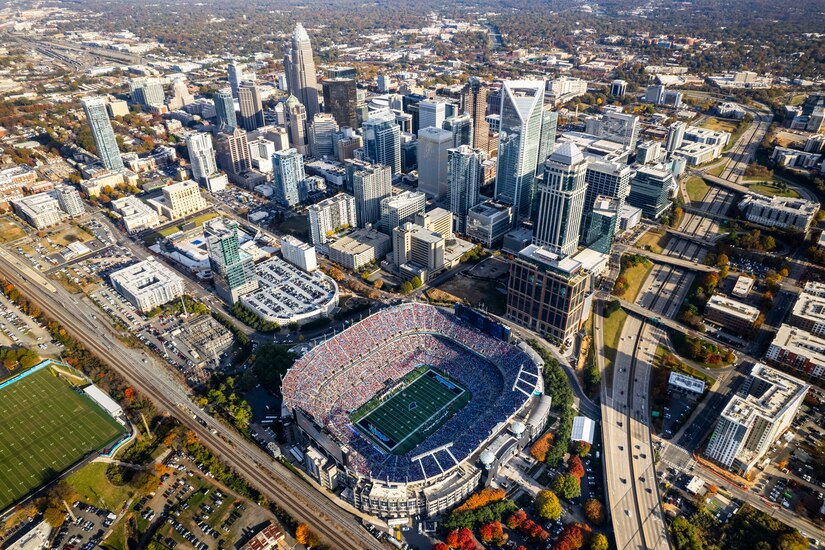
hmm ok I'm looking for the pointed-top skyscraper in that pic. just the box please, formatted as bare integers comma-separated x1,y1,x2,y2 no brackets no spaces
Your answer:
284,23,320,120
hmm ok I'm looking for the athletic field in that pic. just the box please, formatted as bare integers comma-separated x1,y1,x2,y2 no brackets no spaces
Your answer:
0,367,125,511
353,368,471,455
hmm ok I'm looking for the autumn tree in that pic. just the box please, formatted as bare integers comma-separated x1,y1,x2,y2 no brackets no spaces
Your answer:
295,523,319,547
583,498,605,525
530,432,554,462
572,440,591,457
553,473,581,500
567,455,585,479
535,490,562,521
433,544,449,550
590,533,609,550
505,509,527,529
454,487,505,513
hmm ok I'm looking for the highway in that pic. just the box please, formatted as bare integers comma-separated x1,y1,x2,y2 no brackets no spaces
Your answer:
0,252,385,550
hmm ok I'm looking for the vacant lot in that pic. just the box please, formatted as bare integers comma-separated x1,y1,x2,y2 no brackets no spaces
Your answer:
685,176,710,202
636,230,671,254
0,217,27,243
51,224,94,246
701,117,738,134
745,182,800,198
435,275,507,315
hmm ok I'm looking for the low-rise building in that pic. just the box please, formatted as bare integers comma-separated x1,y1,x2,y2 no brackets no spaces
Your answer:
281,235,317,272
738,194,819,232
704,294,760,333
672,141,723,165
668,372,706,396
111,195,160,233
326,227,391,270
11,192,65,229
788,282,825,337
109,257,185,313
465,200,512,247
238,522,284,550
765,324,825,380
177,315,234,364
731,275,755,298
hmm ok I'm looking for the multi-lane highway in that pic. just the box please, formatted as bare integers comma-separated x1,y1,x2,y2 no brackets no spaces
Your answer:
718,109,773,183
0,252,385,550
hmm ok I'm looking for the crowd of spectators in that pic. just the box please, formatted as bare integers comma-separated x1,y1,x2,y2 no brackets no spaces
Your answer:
281,303,542,483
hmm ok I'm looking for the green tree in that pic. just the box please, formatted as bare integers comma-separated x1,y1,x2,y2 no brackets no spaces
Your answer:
534,490,561,521
552,473,581,500
410,276,423,289
590,533,609,550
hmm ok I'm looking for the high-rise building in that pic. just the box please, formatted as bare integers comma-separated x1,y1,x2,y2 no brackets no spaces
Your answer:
645,85,666,105
213,90,237,131
705,363,808,474
392,223,446,281
327,67,357,79
495,80,546,221
506,244,590,345
579,159,631,243
238,83,265,131
628,164,674,219
322,78,358,129
466,200,512,247
362,109,401,175
284,95,309,156
610,80,627,97
308,113,339,159
215,127,251,177
272,148,306,207
416,127,452,199
248,138,277,173
447,145,485,234
414,208,453,239
186,132,219,184
161,180,208,219
81,97,124,171
380,190,426,234
227,63,251,99
460,77,491,153
581,196,619,254
665,121,686,153
333,127,362,163
307,193,357,245
284,23,320,120
536,110,559,179
533,143,588,257
442,114,473,148
204,218,259,305
352,163,392,227
167,78,195,110
592,111,640,151
53,184,84,217
418,99,447,130
129,77,164,107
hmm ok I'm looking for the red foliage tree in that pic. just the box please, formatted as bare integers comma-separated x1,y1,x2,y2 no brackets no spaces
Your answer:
433,544,449,550
454,487,506,512
446,530,460,549
456,527,476,550
567,455,585,479
506,509,527,529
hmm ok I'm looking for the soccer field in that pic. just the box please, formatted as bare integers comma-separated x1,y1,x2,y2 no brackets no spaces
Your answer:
0,367,126,511
354,368,471,455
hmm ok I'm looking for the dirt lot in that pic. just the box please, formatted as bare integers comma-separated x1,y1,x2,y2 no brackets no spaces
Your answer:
435,275,507,315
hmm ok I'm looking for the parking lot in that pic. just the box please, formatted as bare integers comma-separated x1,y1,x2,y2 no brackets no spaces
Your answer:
51,501,117,550
0,294,60,354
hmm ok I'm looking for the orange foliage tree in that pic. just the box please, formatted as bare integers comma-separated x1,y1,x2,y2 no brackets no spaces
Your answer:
454,487,505,513
530,432,554,462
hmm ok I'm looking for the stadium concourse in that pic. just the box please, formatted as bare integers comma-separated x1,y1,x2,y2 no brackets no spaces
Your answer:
281,303,552,519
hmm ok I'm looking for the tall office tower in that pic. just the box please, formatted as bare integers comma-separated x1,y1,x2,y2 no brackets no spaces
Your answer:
186,132,218,184
308,113,339,159
53,184,84,217
129,77,165,106
705,363,808,474
495,80,546,221
213,90,237,131
327,67,357,79
333,127,362,162
215,127,251,177
506,244,590,344
248,138,277,173
537,110,559,171
352,163,392,227
580,159,632,244
167,78,195,110
665,121,686,153
645,84,666,105
533,142,588,257
237,83,265,131
307,193,357,245
81,97,124,171
418,99,447,130
356,89,369,126
448,145,486,234
582,196,619,254
362,109,401,175
272,148,306,207
601,111,640,151
284,95,309,156
380,190,426,234
442,114,473,148
227,63,248,99
628,164,674,219
204,218,259,305
416,127,453,199
610,79,627,98
322,78,358,129
284,23,320,120
460,77,491,153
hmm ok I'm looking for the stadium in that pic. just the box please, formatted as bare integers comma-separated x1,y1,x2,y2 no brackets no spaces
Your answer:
281,303,551,519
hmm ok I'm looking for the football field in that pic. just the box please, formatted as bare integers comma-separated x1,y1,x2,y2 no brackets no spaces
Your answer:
0,367,126,511
354,368,470,455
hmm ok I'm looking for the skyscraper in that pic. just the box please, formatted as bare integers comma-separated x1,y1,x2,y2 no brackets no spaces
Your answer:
322,78,358,129
204,218,259,305
628,164,674,219
442,114,473,148
308,113,339,159
129,77,165,107
238,83,265,131
380,190,426,234
227,63,250,99
213,90,237,131
186,132,218,184
418,99,447,130
284,95,308,156
582,196,619,254
81,97,124,171
362,109,401,175
352,163,392,227
460,77,491,153
537,111,559,170
495,80,546,221
534,142,588,257
272,148,307,207
416,127,453,199
284,23,320,120
448,145,486,234
580,159,631,244
665,121,686,153
215,127,251,178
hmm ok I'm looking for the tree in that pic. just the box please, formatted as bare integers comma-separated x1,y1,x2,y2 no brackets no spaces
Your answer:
590,533,609,550
400,281,413,294
506,509,527,529
455,488,505,512
553,473,581,500
535,490,562,521
530,432,554,462
43,507,66,527
295,523,318,547
374,279,383,290
572,440,591,457
433,544,449,550
567,455,585,479
583,499,605,525
410,276,423,289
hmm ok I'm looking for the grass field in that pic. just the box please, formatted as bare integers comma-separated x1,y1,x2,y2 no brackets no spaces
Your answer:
614,258,654,302
353,367,471,455
67,462,135,510
745,182,800,198
685,176,710,202
51,224,94,246
602,308,628,373
701,117,738,134
0,367,125,511
635,230,670,254
0,217,27,243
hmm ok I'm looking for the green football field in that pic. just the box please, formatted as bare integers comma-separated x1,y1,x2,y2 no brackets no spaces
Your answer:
354,368,471,455
0,367,126,511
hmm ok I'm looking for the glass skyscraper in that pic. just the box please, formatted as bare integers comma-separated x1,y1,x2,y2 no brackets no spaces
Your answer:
81,97,123,171
284,23,320,120
213,90,237,131
362,109,401,175
447,145,486,234
204,218,258,305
